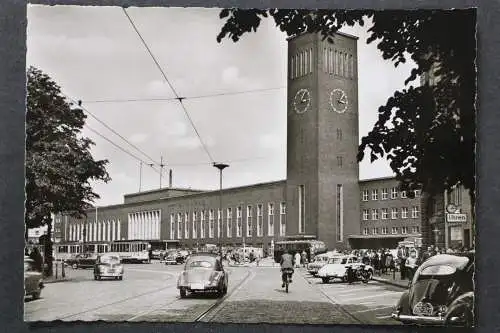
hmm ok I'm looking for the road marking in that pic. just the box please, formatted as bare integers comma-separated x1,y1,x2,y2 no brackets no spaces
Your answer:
376,315,393,319
352,305,395,314
341,291,401,302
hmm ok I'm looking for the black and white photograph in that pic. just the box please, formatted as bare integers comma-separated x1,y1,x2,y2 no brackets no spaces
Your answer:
24,6,476,327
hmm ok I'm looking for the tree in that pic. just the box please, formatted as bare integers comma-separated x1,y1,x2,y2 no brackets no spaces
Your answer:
26,67,111,275
216,9,476,248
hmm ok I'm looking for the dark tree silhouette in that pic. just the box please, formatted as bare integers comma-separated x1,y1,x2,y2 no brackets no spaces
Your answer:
26,67,111,275
217,9,476,247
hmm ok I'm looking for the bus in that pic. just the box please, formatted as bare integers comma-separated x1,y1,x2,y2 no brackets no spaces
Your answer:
273,239,327,263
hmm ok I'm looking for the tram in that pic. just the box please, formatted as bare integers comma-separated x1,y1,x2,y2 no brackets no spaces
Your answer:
53,241,109,261
273,238,327,263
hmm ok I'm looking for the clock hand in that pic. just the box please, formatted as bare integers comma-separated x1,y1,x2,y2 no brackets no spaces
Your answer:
300,91,307,103
338,99,346,104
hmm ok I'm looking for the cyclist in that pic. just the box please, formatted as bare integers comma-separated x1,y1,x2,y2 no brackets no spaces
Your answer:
280,249,295,288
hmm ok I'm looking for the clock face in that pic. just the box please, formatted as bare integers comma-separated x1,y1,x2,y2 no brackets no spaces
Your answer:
330,89,348,113
293,89,311,114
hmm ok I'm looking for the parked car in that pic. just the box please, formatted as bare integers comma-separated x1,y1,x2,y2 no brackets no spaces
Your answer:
151,249,166,260
317,255,374,283
65,253,97,269
24,256,44,300
392,253,475,327
165,252,179,265
307,252,339,276
93,254,124,280
177,253,228,298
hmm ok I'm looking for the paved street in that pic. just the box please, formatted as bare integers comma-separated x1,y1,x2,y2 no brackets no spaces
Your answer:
25,263,404,325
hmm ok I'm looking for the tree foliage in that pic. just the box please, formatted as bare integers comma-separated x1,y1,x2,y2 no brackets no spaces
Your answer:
216,9,476,201
26,67,111,273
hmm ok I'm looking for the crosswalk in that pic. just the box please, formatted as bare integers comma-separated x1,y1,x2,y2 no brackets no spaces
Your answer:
302,271,404,324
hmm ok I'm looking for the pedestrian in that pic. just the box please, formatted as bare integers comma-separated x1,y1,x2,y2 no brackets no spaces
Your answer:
29,247,43,273
405,250,418,283
301,251,307,268
398,246,407,280
294,252,301,268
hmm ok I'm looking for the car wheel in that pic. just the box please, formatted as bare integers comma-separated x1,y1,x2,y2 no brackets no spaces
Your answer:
32,292,40,300
321,277,329,284
179,288,187,298
97,275,101,280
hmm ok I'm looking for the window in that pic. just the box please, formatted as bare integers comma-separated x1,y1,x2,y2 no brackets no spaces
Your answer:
362,209,369,220
391,208,398,219
209,209,215,238
280,202,286,236
371,209,379,220
382,227,388,235
268,203,275,236
309,48,313,73
336,184,344,242
412,226,420,234
381,208,388,220
411,206,420,218
200,210,206,239
372,228,379,235
362,190,369,201
363,228,369,235
170,213,175,240
337,156,343,168
298,185,305,233
402,226,408,234
236,206,242,237
391,187,398,199
336,128,343,140
401,191,407,198
329,48,334,73
177,213,183,239
192,212,197,239
414,190,421,198
184,212,189,239
371,189,378,200
257,204,263,237
392,227,398,234
401,207,408,219
246,206,253,237
226,208,232,238
323,48,327,72
381,188,388,200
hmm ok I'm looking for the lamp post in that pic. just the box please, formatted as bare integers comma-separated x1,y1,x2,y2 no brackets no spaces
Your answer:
213,162,229,258
432,227,440,248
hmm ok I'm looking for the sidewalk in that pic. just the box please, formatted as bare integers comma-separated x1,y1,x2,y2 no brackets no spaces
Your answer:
43,275,72,284
371,271,409,289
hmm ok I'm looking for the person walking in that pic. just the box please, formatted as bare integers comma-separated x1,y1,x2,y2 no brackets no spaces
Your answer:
294,252,301,268
405,250,418,284
301,251,307,268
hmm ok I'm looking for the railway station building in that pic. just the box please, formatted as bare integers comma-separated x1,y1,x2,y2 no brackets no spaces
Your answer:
54,31,473,252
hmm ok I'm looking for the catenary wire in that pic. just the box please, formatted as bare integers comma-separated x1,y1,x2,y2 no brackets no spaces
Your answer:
84,125,162,175
122,8,215,163
63,93,161,167
82,86,286,104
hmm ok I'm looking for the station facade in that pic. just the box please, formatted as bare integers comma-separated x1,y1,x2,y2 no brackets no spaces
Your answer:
54,32,474,251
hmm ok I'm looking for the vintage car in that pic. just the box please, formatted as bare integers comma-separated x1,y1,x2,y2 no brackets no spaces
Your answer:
392,253,475,327
65,253,97,269
317,255,374,283
24,256,44,300
307,252,339,276
93,254,124,280
165,251,179,265
151,249,166,260
177,253,228,298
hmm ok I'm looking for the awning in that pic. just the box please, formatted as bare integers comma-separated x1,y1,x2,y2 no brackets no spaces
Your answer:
348,234,408,239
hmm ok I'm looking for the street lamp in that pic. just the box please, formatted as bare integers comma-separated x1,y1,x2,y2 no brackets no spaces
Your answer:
432,227,440,248
213,162,229,258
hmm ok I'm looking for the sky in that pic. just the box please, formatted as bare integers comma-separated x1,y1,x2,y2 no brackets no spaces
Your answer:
27,6,418,207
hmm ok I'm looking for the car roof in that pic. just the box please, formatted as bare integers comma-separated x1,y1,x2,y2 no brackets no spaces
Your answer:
188,252,218,258
419,254,471,270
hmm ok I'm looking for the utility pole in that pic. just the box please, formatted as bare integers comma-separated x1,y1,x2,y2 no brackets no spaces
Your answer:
159,156,165,189
139,161,143,192
213,163,229,258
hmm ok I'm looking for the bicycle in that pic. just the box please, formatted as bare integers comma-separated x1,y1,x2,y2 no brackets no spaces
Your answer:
282,268,294,293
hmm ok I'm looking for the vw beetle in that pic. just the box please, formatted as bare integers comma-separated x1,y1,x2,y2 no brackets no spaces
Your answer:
392,253,474,327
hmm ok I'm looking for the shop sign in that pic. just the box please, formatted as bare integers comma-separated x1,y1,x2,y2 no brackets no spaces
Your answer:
447,213,467,223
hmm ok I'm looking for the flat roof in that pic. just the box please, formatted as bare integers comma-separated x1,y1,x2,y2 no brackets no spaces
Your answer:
287,29,359,42
124,187,207,197
359,176,398,183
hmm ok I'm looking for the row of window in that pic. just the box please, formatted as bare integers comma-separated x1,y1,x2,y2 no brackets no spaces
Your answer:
290,48,313,79
323,47,354,78
169,203,287,240
362,207,420,220
362,188,421,201
68,220,121,242
362,226,420,235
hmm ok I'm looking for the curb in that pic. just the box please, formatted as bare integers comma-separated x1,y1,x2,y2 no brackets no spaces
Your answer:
372,276,408,289
43,278,73,284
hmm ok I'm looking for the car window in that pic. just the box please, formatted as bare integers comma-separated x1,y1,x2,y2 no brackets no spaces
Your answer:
100,256,120,264
186,256,216,269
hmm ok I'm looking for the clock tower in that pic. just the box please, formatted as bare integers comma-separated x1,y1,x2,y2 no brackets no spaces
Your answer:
286,32,360,250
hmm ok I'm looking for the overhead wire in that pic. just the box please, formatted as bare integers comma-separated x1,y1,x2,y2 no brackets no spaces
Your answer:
63,93,161,167
82,86,286,104
122,7,215,163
